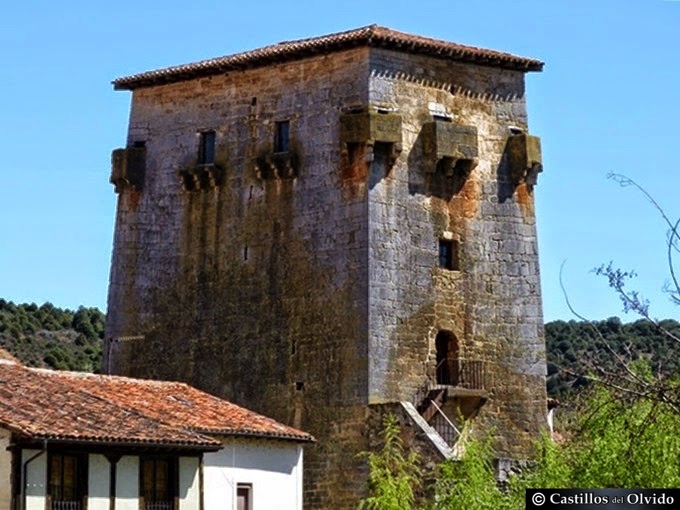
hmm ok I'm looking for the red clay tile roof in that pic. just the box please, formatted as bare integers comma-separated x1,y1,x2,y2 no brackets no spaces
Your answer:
113,25,543,90
0,361,313,448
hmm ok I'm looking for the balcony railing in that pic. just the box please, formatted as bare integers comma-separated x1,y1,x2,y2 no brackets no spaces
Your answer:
411,359,490,447
52,502,81,510
145,502,174,510
434,358,489,390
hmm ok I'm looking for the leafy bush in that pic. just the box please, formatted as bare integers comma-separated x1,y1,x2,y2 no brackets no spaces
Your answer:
359,415,422,510
362,379,680,509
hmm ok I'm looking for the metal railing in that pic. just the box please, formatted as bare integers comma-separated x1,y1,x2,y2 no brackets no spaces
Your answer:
429,399,461,446
410,359,490,447
52,502,81,510
434,358,488,389
145,503,174,510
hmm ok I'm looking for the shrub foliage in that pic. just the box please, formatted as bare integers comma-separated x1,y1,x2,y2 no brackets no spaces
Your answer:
0,299,104,372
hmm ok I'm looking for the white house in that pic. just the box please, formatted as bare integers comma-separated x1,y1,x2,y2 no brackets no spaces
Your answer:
0,359,313,510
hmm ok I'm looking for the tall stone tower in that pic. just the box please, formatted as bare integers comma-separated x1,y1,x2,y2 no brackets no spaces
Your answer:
106,25,547,509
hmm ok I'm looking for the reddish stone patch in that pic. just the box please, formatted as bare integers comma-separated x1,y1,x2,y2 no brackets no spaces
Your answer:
516,183,535,220
126,190,142,211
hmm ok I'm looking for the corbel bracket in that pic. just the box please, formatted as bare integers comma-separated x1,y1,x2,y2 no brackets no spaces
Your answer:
422,121,478,180
179,163,224,191
110,147,146,193
506,134,542,187
255,152,299,180
340,107,403,168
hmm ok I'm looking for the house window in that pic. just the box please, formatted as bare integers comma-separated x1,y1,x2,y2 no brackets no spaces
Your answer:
141,457,177,510
237,483,253,510
48,453,86,510
274,120,290,153
198,130,216,165
438,239,460,270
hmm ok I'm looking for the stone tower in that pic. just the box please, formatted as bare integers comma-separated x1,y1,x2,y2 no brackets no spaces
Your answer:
106,25,547,509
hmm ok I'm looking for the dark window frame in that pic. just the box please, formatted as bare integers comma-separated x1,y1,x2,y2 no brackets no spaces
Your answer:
47,452,88,509
438,239,460,271
198,130,216,165
274,120,290,153
237,483,253,510
140,456,178,510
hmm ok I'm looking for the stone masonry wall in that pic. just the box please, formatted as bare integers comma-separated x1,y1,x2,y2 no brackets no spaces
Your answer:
366,48,547,457
106,48,375,509
106,44,547,509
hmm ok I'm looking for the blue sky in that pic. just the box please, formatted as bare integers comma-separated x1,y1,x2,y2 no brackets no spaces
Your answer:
1,0,678,322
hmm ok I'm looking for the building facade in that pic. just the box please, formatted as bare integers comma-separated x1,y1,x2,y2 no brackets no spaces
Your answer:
0,360,311,510
106,25,547,508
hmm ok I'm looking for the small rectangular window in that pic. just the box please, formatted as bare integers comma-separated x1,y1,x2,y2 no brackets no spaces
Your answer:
198,130,216,165
274,120,290,153
141,457,177,510
48,453,86,505
439,239,460,271
237,483,252,510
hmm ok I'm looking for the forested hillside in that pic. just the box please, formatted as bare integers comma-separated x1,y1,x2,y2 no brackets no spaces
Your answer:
545,317,680,397
0,299,104,372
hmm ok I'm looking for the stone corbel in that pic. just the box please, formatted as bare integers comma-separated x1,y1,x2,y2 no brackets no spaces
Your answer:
506,133,542,187
255,152,299,180
364,141,401,168
340,106,403,170
422,121,478,180
178,164,223,191
110,147,146,193
178,167,200,191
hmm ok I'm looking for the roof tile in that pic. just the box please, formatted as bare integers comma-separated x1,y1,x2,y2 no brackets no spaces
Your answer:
0,361,313,448
113,25,543,90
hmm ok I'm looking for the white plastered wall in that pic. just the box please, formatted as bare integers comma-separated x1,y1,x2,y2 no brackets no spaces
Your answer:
0,428,12,509
203,439,303,510
88,454,110,510
22,449,47,510
180,456,200,510
116,455,139,510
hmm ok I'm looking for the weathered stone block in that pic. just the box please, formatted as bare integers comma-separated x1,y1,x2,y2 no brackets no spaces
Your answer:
422,122,478,164
506,133,542,186
340,110,402,145
110,147,146,193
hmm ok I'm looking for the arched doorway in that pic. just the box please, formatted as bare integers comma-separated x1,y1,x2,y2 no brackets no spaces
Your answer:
435,330,459,385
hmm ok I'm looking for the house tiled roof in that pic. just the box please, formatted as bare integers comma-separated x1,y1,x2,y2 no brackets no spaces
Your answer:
0,360,313,449
113,25,543,90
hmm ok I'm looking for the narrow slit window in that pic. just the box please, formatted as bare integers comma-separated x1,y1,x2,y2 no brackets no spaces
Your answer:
438,239,460,271
274,120,290,153
199,130,216,165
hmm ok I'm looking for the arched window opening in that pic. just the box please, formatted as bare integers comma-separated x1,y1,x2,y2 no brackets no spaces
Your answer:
435,330,459,385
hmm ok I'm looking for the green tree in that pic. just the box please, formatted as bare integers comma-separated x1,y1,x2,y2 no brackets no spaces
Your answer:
433,437,510,510
359,415,422,510
362,380,679,509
